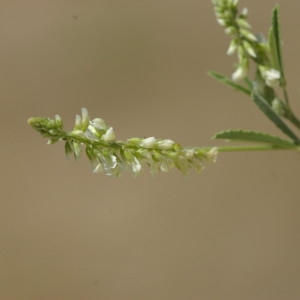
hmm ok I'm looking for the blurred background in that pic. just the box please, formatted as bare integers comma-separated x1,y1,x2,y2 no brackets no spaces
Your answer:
1,0,300,299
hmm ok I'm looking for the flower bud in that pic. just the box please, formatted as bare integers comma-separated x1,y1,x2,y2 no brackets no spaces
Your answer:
265,69,281,87
240,29,257,42
101,127,115,142
157,139,175,149
232,65,247,81
184,149,195,158
236,18,251,29
140,137,156,148
81,108,90,131
259,66,281,87
242,40,256,58
74,114,81,130
55,114,63,128
124,151,142,175
69,130,85,137
91,118,107,130
85,125,100,140
240,7,248,18
227,39,237,56
160,158,174,172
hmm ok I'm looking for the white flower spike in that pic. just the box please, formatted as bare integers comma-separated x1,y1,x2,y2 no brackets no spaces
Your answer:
28,108,217,177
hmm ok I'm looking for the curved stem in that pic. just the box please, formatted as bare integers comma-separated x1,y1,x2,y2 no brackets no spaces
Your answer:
284,108,300,130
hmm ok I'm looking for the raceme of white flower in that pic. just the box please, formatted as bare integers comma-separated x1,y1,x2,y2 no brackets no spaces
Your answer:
212,0,281,87
28,108,218,177
212,0,257,80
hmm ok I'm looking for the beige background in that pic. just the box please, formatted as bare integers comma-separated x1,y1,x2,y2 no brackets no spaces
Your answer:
1,0,300,299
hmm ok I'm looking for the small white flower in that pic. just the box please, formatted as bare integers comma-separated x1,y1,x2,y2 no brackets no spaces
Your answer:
74,114,82,129
160,158,174,172
259,66,281,87
55,114,63,128
264,69,281,87
89,155,99,170
69,130,85,137
225,26,237,35
157,139,175,149
240,29,257,42
217,18,226,27
184,149,195,159
91,118,107,130
85,125,100,140
81,108,90,130
241,7,248,17
243,40,256,58
208,147,218,162
227,40,237,56
93,162,104,173
103,155,121,177
101,127,115,142
237,18,251,30
140,137,156,148
130,157,142,174
232,65,247,81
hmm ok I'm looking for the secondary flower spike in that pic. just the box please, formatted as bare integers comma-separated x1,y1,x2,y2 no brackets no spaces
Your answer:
28,108,218,177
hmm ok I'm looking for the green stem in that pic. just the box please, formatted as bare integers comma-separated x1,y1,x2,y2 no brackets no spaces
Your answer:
283,85,290,107
284,108,300,130
59,129,300,154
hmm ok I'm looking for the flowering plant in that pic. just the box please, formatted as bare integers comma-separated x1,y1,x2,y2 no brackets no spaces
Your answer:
28,0,300,177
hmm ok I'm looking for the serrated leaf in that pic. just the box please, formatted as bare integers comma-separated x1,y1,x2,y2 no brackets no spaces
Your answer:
252,92,300,144
213,130,295,147
208,71,251,95
268,6,285,83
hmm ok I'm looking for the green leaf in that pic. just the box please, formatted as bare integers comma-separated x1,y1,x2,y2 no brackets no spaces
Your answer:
213,130,295,147
268,6,285,83
208,71,251,95
243,77,253,89
252,92,300,144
